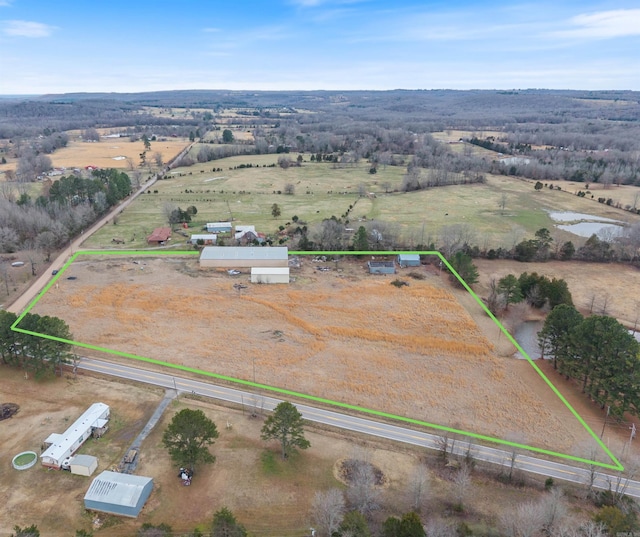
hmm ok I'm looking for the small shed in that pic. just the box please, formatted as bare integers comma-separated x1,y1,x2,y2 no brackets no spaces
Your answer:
147,227,171,245
398,254,421,268
251,267,290,284
206,222,233,233
84,471,153,518
368,261,396,274
69,454,98,476
189,234,217,245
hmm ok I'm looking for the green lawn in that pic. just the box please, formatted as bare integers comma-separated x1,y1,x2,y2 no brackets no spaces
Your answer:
83,153,640,250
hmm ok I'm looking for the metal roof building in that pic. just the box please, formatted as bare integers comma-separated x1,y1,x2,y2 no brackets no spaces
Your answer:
251,267,290,284
84,471,153,518
69,454,98,476
200,246,288,268
368,261,396,274
397,254,421,267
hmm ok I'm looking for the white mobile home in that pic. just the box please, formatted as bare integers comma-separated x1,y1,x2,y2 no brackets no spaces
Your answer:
40,402,110,469
205,222,233,233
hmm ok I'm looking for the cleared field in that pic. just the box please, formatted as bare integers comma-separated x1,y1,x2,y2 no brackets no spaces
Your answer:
28,255,604,458
49,136,189,171
81,154,640,252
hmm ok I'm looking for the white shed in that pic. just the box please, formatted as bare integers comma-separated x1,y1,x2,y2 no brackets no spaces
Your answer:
69,454,98,476
251,267,290,284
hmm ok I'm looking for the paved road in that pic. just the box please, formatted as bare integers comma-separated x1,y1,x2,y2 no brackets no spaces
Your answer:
77,356,640,498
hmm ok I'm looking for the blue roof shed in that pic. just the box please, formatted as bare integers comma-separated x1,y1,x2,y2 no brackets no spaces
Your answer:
84,471,153,518
398,254,421,267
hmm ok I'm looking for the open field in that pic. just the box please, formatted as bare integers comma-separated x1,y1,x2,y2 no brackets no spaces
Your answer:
81,153,640,252
26,255,609,459
49,137,189,171
1,367,598,537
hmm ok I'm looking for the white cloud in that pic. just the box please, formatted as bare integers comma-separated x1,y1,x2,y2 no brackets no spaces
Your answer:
3,20,56,37
0,1,12,6
556,9,640,39
202,27,220,33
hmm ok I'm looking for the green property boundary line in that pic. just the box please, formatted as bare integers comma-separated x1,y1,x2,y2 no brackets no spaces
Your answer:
10,249,623,471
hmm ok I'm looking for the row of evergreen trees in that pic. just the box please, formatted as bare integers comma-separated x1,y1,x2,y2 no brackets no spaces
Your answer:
538,305,640,419
0,310,72,378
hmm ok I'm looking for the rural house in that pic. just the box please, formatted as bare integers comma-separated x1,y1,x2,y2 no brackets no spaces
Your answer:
200,246,288,268
84,471,153,518
147,227,171,245
40,402,110,469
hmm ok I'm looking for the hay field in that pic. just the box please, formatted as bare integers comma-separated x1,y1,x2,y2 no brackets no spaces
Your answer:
29,256,602,456
48,136,189,170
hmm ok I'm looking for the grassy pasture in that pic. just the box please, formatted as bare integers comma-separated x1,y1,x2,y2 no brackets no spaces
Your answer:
82,153,640,251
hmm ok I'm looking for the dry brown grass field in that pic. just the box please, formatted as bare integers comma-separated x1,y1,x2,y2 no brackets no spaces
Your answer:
28,255,610,459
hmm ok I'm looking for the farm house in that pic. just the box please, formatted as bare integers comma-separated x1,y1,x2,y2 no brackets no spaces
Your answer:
68,454,98,476
200,246,288,268
84,471,153,518
368,261,396,274
147,227,171,245
251,267,290,284
40,402,110,469
398,254,421,268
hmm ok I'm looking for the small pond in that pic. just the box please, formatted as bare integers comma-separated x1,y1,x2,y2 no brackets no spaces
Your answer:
512,320,543,360
548,211,624,239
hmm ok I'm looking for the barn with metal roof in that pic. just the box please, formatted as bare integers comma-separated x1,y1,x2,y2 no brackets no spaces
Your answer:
200,246,288,268
84,471,153,518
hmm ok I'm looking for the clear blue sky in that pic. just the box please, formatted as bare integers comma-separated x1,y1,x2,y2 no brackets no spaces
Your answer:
1,0,639,94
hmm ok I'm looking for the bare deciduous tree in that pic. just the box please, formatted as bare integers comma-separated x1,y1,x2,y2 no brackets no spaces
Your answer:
452,462,472,510
439,224,475,259
311,488,345,537
346,448,381,516
409,464,429,512
501,501,544,537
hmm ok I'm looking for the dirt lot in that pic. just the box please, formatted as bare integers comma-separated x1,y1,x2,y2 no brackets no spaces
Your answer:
26,255,611,459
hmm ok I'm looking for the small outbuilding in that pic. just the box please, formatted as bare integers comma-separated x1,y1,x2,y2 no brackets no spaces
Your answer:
251,267,290,284
206,222,233,234
69,454,98,476
188,234,217,245
368,261,396,274
84,471,153,518
200,246,288,268
398,254,421,268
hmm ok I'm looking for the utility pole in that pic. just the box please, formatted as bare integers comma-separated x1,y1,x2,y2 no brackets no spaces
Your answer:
600,405,610,439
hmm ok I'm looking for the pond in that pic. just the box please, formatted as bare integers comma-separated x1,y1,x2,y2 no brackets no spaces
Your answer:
557,222,623,238
547,211,624,239
512,320,543,360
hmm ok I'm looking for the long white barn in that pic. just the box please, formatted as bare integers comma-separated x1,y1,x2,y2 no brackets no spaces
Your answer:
41,402,110,469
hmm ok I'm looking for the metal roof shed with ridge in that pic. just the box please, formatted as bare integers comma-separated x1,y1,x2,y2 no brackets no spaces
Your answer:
84,471,153,518
200,246,288,268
